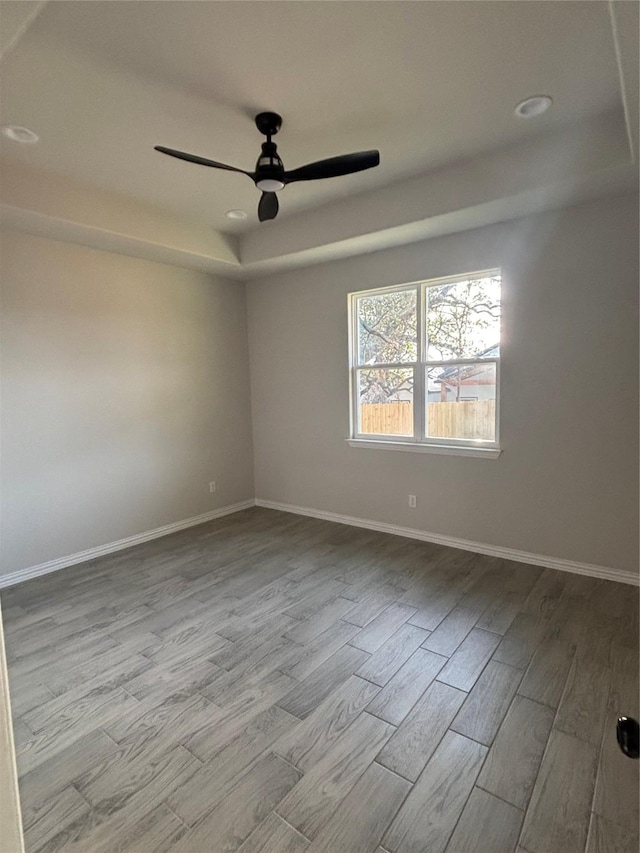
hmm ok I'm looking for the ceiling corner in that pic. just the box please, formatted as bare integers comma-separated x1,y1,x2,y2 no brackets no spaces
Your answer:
609,0,640,163
0,0,47,60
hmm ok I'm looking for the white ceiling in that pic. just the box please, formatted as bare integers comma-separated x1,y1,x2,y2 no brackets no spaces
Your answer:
0,0,627,234
0,0,638,276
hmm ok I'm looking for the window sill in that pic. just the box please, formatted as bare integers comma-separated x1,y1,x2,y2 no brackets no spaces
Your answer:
346,439,502,459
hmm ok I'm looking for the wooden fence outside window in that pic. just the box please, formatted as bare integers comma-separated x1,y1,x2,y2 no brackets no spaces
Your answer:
359,400,495,440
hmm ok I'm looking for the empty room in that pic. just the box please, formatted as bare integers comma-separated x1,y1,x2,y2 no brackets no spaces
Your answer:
0,2,638,852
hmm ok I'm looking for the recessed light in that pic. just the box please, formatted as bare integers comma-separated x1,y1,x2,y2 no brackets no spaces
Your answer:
1,125,40,144
225,209,248,220
514,96,552,119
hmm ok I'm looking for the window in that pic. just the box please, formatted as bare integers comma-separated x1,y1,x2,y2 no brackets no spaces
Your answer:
349,270,501,455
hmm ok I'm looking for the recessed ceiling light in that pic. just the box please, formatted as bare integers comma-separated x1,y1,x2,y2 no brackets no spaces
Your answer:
1,125,40,144
225,209,248,220
514,96,552,119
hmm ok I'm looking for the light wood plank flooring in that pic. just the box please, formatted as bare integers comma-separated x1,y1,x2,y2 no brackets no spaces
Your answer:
2,507,638,853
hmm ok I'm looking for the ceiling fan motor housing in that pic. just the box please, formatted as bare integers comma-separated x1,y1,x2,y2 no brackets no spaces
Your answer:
255,141,285,191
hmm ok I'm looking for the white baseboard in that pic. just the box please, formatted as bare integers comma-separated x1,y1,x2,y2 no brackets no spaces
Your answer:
0,500,256,590
255,498,639,587
3,496,636,590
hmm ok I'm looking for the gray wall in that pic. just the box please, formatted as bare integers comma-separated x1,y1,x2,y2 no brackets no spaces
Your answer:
2,194,637,579
247,194,639,575
1,231,254,576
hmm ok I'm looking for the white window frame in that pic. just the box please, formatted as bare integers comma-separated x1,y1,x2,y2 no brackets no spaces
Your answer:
347,269,502,458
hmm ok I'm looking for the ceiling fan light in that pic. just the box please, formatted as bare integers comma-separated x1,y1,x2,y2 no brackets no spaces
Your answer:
256,177,285,192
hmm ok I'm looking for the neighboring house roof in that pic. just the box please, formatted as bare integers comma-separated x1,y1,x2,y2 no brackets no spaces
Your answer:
435,344,499,383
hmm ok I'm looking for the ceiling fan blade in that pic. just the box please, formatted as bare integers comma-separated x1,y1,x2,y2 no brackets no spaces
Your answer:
283,150,379,183
154,146,252,175
258,191,279,222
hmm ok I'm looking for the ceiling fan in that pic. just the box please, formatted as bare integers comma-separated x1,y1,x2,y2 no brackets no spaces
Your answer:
155,112,380,223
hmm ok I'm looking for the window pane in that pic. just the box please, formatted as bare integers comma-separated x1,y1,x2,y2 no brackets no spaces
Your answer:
357,289,417,365
426,275,500,360
358,368,413,436
426,362,496,441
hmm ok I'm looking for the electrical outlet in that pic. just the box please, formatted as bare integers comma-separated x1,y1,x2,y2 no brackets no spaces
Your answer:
209,481,216,493
408,494,416,508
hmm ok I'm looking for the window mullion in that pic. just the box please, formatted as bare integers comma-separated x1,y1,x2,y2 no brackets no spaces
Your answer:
414,284,425,440
423,357,498,368
354,361,417,371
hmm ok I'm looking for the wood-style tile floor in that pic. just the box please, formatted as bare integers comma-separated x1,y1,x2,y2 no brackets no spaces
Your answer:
2,507,638,853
